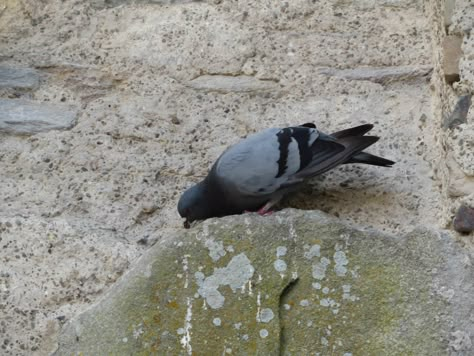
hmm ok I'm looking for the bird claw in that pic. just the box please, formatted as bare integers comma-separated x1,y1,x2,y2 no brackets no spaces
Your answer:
243,209,273,216
257,207,273,216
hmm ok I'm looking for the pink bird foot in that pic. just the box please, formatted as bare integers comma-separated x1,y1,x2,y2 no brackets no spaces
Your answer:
243,208,273,216
257,207,273,216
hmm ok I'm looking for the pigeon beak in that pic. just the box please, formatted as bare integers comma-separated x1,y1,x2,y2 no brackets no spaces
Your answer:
183,219,191,229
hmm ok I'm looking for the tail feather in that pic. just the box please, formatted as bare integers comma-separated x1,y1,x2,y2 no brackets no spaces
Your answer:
347,152,395,167
330,124,395,168
296,135,381,179
330,124,374,138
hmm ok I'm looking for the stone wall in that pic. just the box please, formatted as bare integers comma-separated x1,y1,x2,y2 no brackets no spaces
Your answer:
0,0,472,355
427,0,474,237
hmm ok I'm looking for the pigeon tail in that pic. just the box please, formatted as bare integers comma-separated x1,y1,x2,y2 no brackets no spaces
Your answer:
346,152,395,167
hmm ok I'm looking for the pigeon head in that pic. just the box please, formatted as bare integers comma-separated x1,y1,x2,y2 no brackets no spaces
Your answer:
178,182,213,227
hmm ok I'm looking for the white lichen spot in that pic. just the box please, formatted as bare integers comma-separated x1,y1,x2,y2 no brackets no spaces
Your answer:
351,267,360,278
276,246,287,257
300,299,310,307
122,337,128,343
180,297,193,355
312,257,330,280
334,251,348,277
332,308,339,315
284,304,291,310
213,317,221,326
234,322,242,330
342,284,351,300
321,337,329,346
438,287,455,301
143,263,152,278
343,353,353,356
177,328,185,335
320,298,337,308
242,334,249,341
342,284,358,301
307,321,313,327
259,329,269,338
183,254,190,288
226,245,234,253
225,348,232,354
205,239,226,262
322,287,330,294
312,282,321,290
257,308,275,323
195,271,205,284
304,244,321,259
289,223,297,239
274,259,287,272
195,253,255,309
320,298,330,307
132,324,144,339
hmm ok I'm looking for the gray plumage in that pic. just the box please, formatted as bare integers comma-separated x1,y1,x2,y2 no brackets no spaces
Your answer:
178,123,394,226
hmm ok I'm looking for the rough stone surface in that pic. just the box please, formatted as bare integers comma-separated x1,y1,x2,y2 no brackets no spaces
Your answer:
443,95,471,130
454,204,474,233
449,0,474,89
444,0,456,27
0,215,141,354
91,0,198,9
443,35,463,84
450,0,474,35
450,125,474,177
428,0,474,234
54,210,474,355
0,66,40,89
0,99,77,135
0,0,472,354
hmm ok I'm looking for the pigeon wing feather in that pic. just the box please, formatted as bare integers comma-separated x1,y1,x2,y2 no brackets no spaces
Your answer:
215,126,321,196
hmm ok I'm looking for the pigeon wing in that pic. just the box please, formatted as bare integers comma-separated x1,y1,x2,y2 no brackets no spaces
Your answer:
215,126,322,196
214,125,384,198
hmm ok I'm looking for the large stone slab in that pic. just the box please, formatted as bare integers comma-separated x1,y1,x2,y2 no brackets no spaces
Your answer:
0,66,40,89
91,0,197,9
54,210,474,355
0,99,77,135
318,65,432,84
187,75,279,93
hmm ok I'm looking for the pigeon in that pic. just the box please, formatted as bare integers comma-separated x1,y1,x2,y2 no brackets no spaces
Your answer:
178,123,394,227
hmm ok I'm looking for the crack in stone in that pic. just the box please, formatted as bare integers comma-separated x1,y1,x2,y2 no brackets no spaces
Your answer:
278,277,299,355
